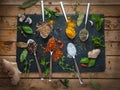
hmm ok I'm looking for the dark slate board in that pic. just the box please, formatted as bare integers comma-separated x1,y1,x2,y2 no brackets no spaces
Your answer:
17,14,105,72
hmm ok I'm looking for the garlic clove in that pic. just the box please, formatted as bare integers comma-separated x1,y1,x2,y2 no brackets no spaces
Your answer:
89,20,94,26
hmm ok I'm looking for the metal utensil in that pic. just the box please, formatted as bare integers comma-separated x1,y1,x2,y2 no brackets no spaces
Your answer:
67,43,83,84
79,3,90,42
49,51,53,82
40,0,44,22
60,1,68,22
27,39,44,80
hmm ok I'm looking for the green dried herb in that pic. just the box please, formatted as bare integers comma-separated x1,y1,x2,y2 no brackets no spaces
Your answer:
59,56,75,72
22,26,33,34
20,0,38,9
92,14,104,31
77,13,84,27
20,49,28,62
92,36,105,47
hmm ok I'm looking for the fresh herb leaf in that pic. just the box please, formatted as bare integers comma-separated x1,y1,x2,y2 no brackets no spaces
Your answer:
80,57,89,64
43,68,50,77
92,14,104,31
88,59,96,67
44,8,59,19
59,56,75,72
20,49,28,62
22,26,33,34
92,36,105,47
40,56,50,77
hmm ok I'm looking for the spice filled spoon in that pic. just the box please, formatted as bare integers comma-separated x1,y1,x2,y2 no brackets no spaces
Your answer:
79,3,90,42
27,39,44,80
67,43,83,85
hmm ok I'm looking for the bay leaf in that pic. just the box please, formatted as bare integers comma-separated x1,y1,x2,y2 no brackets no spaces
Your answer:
20,49,28,62
17,42,28,48
77,13,84,27
20,0,38,9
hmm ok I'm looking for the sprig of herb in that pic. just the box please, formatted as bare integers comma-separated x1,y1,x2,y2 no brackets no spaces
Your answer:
40,56,50,77
92,14,104,31
92,36,105,47
44,8,59,19
20,49,28,62
59,56,75,72
24,59,34,77
60,79,69,88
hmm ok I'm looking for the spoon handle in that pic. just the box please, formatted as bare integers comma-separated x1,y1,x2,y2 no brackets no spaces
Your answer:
73,58,83,85
49,51,53,82
34,53,44,80
85,3,90,26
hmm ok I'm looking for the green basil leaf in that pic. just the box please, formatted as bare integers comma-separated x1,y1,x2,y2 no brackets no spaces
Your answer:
88,59,96,67
80,57,89,64
20,49,28,62
22,26,33,34
77,13,84,27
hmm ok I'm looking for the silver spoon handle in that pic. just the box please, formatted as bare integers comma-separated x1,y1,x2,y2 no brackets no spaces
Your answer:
34,53,44,80
73,58,83,85
49,51,53,82
85,3,90,26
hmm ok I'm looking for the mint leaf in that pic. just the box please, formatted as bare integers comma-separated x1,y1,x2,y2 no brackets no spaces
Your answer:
20,49,28,62
88,59,96,67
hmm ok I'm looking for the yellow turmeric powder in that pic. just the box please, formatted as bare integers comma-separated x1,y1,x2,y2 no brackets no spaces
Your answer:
65,17,76,39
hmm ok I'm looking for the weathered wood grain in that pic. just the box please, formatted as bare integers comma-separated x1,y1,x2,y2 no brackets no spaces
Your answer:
0,5,120,16
0,0,120,5
0,79,120,90
0,56,120,78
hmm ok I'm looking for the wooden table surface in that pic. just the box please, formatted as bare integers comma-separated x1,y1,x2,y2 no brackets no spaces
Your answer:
0,0,120,90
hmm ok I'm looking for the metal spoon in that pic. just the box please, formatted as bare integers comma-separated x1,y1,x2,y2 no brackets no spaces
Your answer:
49,51,53,82
67,43,83,85
79,3,90,42
27,39,44,80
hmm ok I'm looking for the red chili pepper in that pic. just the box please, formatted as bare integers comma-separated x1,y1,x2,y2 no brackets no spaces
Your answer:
55,7,60,13
81,64,87,67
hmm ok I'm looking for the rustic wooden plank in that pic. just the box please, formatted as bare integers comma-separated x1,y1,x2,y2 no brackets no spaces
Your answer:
0,41,16,55
0,79,120,90
0,0,120,5
0,17,120,29
0,5,120,16
0,30,16,41
0,56,120,78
